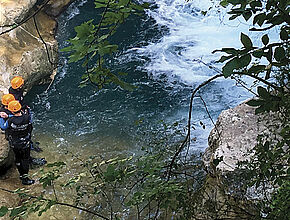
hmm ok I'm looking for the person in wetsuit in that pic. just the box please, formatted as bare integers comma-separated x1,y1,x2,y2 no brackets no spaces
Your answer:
0,94,46,167
9,76,25,106
9,76,43,153
0,101,35,185
0,94,15,139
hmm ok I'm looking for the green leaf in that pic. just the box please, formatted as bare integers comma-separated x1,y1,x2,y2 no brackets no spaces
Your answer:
228,0,241,5
10,206,27,217
218,48,239,55
246,99,265,107
0,207,8,217
217,55,234,63
74,20,95,39
252,50,263,58
220,0,229,7
280,28,288,41
238,54,251,67
119,0,129,6
248,65,265,74
274,47,285,61
250,1,262,8
262,34,269,46
269,15,284,25
253,13,266,26
95,2,105,8
241,33,253,49
257,86,271,99
242,11,252,21
46,162,66,167
222,57,239,77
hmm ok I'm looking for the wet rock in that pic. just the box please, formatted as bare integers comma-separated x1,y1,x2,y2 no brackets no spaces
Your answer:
198,101,283,219
0,0,72,174
44,0,76,17
0,133,13,173
192,102,261,219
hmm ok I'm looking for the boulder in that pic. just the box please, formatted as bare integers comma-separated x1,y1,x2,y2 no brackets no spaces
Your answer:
198,101,283,219
203,102,258,173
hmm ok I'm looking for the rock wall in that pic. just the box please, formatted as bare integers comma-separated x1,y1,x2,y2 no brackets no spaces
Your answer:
0,0,74,175
0,0,74,215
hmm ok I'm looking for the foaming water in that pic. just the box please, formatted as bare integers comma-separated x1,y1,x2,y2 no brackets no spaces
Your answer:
22,1,263,219
27,0,257,160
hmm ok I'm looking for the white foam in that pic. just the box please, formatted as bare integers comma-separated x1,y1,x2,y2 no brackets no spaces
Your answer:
134,0,277,85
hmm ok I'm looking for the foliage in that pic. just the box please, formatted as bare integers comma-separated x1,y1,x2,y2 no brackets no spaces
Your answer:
0,0,289,219
61,0,149,90
213,0,290,219
214,0,289,82
0,122,205,219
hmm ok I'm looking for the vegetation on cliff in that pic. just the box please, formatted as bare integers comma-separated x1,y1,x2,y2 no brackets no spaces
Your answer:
0,0,289,219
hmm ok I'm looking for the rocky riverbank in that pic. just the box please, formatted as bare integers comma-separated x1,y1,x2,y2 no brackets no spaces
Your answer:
0,0,74,215
196,100,282,219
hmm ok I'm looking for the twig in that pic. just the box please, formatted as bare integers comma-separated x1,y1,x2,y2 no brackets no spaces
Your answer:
0,187,109,220
167,74,223,181
250,24,275,31
0,0,52,36
33,15,57,66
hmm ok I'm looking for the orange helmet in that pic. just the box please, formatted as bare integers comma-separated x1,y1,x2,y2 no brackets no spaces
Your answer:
1,94,15,106
11,76,24,89
8,101,22,112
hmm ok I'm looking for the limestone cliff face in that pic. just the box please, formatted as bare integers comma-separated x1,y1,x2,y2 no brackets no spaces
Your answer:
194,102,260,219
0,0,57,172
0,0,74,212
0,0,73,174
203,102,258,173
0,0,58,95
198,101,281,219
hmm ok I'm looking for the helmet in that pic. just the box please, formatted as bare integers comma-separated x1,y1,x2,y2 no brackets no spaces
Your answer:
11,76,24,89
1,94,15,106
8,101,22,112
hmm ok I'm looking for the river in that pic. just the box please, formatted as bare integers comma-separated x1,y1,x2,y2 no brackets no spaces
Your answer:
24,0,253,218
26,0,252,157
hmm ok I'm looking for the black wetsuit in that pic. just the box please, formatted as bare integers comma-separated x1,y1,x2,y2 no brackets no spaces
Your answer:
5,113,33,176
9,87,24,106
0,106,12,115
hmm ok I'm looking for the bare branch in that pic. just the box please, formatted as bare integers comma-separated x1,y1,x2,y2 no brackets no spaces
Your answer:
167,74,223,181
0,187,109,220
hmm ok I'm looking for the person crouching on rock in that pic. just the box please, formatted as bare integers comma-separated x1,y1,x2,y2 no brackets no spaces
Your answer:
0,100,35,185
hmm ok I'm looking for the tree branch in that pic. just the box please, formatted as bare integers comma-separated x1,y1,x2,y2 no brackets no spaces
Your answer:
167,74,223,181
0,0,52,36
0,187,109,220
